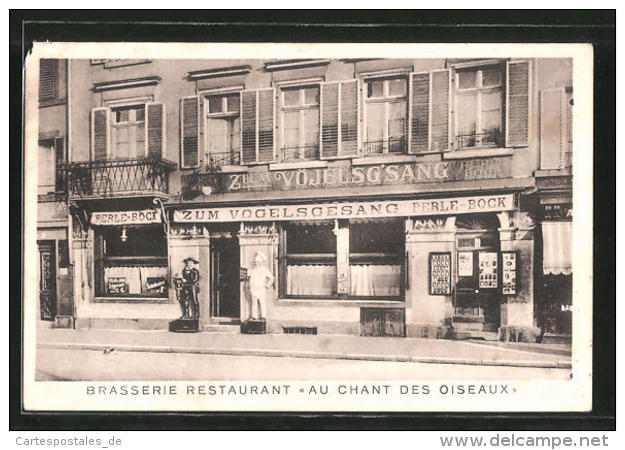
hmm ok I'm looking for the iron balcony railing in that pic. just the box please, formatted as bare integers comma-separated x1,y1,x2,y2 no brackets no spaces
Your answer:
62,157,177,199
362,137,407,156
455,130,503,149
205,151,241,167
280,145,319,162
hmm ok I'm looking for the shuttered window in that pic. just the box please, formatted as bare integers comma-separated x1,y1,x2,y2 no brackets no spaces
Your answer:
38,137,65,193
205,93,241,166
320,80,359,158
280,86,319,161
92,103,165,161
180,96,200,168
363,77,408,156
39,59,58,102
240,88,275,164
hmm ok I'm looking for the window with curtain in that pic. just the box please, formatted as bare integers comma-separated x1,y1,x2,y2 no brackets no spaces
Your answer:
455,65,504,149
281,218,405,299
94,224,168,298
110,104,146,159
280,85,320,161
284,222,336,297
364,77,408,156
206,93,241,166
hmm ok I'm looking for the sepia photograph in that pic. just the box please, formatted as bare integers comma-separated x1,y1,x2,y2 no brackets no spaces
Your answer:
21,42,593,413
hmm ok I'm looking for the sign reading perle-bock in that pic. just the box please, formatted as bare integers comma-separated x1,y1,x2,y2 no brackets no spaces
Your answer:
174,194,515,223
91,209,162,225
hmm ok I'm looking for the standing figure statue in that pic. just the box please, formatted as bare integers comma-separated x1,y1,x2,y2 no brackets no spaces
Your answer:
176,257,200,319
247,251,274,320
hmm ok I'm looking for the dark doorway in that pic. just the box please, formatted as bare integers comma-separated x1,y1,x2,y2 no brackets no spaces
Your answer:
38,240,57,321
210,238,240,320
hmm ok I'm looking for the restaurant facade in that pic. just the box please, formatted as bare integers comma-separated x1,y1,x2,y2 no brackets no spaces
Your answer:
55,56,574,340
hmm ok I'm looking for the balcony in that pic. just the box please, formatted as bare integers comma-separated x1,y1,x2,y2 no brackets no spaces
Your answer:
63,157,177,199
206,151,240,167
455,130,503,150
280,145,319,162
362,137,407,156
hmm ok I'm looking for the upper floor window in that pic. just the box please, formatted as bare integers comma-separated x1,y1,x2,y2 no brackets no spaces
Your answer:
38,137,64,194
280,85,320,161
454,65,504,149
91,102,165,161
364,77,408,155
110,104,145,159
205,93,241,166
39,59,58,103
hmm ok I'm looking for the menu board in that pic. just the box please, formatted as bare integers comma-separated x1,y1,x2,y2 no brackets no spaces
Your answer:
502,252,517,295
478,252,498,288
429,252,451,295
457,251,474,277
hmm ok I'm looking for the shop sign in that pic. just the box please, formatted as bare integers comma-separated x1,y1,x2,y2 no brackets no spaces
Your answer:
107,277,127,294
145,277,167,294
91,209,161,226
174,194,515,223
224,158,511,193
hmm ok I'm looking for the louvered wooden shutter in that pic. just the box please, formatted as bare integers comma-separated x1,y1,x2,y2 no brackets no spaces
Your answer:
181,96,199,168
241,90,258,164
257,89,275,163
430,69,451,152
340,80,359,156
540,88,567,169
320,80,358,158
91,107,109,161
320,82,339,158
506,60,530,147
146,103,165,158
54,137,65,192
409,72,430,153
241,89,275,164
39,59,58,102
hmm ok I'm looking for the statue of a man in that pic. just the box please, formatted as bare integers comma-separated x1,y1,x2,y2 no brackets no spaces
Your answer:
247,251,274,320
181,257,200,319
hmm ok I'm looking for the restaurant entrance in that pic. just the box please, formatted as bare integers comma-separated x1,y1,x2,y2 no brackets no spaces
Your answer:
210,237,241,320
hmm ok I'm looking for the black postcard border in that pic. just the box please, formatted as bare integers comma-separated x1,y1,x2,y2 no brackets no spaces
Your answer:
10,9,615,431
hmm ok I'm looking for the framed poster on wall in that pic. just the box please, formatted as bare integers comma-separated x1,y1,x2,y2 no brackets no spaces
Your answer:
458,251,473,277
501,251,518,295
478,251,498,288
429,252,451,295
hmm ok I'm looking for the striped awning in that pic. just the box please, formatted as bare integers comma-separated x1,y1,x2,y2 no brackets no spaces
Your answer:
542,221,572,275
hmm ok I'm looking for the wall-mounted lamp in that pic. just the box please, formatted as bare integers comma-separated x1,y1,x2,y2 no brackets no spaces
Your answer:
120,226,128,242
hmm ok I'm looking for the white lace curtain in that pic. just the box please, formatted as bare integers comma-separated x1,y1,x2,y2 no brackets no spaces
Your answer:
104,265,167,295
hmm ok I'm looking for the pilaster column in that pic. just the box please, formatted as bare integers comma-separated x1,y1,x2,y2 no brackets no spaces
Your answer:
404,216,456,338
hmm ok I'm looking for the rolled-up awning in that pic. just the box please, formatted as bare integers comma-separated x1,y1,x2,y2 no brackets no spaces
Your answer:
542,221,572,275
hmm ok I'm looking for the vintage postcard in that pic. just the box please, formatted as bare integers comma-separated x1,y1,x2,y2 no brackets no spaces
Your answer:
23,42,593,412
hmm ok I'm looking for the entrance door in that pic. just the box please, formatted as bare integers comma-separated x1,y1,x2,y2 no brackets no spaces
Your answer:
38,241,57,321
210,238,240,319
454,234,501,332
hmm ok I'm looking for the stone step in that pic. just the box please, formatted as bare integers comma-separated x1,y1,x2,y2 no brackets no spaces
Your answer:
203,324,241,333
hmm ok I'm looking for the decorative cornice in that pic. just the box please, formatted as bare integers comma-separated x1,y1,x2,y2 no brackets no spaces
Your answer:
187,65,252,80
264,59,330,72
92,76,161,92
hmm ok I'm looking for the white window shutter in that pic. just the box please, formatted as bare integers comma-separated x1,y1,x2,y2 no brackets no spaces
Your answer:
180,96,199,168
320,81,339,158
506,60,530,147
339,79,359,157
408,71,430,153
539,88,567,170
257,88,276,163
241,90,258,164
146,102,165,159
91,107,109,161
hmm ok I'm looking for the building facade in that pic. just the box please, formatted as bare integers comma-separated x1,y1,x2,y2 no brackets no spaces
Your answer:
55,57,573,340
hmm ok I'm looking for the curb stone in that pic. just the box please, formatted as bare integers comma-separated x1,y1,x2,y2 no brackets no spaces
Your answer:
37,341,571,370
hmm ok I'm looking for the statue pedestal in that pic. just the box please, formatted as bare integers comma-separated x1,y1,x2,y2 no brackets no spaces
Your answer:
169,318,200,333
241,319,266,334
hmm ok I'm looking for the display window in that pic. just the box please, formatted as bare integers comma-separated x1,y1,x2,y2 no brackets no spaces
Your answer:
280,218,404,300
94,224,168,299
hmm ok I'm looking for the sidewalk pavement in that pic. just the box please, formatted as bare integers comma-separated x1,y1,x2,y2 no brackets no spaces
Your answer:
37,328,572,369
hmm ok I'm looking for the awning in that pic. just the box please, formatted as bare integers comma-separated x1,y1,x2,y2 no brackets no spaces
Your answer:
542,221,572,275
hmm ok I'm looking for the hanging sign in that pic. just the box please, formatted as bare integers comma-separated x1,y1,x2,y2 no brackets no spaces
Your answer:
458,251,474,277
91,209,161,226
174,194,515,223
502,251,517,295
429,252,451,295
478,252,498,288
